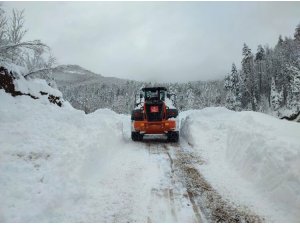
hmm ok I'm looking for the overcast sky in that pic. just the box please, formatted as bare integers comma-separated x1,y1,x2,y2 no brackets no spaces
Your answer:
3,1,300,82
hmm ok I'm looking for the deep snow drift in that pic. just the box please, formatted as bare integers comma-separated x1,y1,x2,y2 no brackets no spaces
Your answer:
0,89,163,222
180,107,300,222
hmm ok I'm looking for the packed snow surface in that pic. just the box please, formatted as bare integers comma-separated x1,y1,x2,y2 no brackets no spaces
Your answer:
180,107,300,222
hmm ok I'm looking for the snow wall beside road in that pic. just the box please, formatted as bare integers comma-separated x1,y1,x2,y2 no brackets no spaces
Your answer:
180,107,300,222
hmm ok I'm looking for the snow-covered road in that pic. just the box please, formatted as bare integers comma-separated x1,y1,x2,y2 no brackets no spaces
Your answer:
57,138,203,223
52,139,201,223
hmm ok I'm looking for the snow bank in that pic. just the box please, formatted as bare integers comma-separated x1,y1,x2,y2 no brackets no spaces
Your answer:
0,79,161,222
180,107,300,222
0,88,124,222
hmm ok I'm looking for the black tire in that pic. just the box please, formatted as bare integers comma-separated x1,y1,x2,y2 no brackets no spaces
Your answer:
131,132,143,141
167,131,179,143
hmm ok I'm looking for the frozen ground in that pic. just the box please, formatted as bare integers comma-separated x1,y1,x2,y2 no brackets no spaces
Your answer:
0,79,299,222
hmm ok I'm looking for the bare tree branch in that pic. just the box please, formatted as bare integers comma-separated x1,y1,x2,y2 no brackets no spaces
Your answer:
0,40,48,53
23,67,52,78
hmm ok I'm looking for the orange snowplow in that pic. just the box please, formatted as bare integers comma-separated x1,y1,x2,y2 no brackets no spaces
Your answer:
131,87,179,142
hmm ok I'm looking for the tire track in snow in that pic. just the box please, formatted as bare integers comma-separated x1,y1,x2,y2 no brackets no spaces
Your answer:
146,142,178,222
145,140,202,222
165,143,204,223
171,141,264,223
187,191,203,222
165,147,178,222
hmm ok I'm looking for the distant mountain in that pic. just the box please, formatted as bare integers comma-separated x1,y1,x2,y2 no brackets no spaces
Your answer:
48,64,142,113
51,65,101,86
51,64,131,88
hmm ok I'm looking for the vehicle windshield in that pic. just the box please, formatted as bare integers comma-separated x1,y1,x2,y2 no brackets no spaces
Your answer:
144,90,166,101
145,90,158,100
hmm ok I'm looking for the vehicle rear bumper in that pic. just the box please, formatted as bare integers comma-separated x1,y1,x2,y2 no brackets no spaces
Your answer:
133,120,177,134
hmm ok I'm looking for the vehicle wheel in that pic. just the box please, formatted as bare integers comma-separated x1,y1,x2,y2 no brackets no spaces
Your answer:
167,131,179,142
131,132,138,141
131,132,143,141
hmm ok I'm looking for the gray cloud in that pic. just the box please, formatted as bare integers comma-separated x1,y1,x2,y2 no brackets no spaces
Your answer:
3,2,300,82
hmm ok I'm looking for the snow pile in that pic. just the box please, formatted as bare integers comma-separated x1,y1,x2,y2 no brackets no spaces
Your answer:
14,76,62,99
180,107,300,222
0,79,161,222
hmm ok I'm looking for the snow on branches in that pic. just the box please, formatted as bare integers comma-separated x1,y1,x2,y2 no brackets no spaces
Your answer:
0,7,55,77
224,23,300,117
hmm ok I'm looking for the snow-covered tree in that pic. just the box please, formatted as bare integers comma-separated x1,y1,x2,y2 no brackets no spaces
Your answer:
290,66,300,93
224,63,242,110
294,23,300,41
224,74,231,90
0,7,53,77
0,8,7,46
255,45,266,96
7,9,27,44
221,24,300,116
277,35,284,47
241,43,257,110
270,77,283,110
286,65,300,110
255,45,265,61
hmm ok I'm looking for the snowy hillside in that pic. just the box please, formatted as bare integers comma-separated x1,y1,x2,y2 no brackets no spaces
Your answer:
29,64,225,114
51,65,132,88
51,65,102,86
180,108,300,222
38,64,143,114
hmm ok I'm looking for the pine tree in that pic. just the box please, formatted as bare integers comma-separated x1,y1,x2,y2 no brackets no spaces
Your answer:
241,43,257,110
277,35,284,47
255,45,265,61
224,63,242,110
230,63,239,91
224,74,231,90
287,65,300,110
270,77,282,110
255,45,266,97
294,23,300,41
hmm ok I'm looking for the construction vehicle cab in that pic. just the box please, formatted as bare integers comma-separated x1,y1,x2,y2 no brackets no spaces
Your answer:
131,87,179,142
